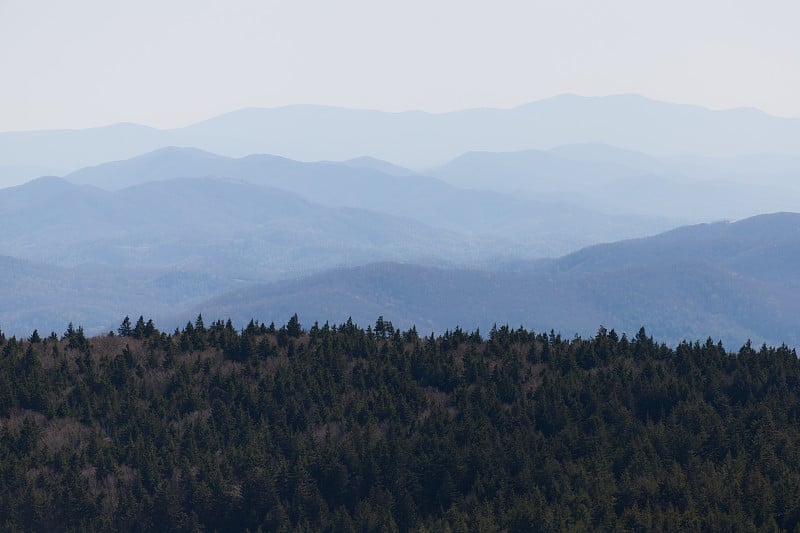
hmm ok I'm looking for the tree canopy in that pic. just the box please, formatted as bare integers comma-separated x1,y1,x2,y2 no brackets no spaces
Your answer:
1,317,799,531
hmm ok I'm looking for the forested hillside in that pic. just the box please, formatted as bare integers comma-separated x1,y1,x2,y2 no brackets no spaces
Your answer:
2,316,800,531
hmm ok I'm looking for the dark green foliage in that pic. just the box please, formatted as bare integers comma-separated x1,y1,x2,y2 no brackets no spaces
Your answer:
2,317,800,531
118,316,132,337
286,313,302,338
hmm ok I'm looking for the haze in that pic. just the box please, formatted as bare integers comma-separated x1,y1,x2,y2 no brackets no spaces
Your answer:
2,0,800,131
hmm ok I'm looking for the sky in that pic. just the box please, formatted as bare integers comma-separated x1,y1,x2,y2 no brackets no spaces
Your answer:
1,0,799,131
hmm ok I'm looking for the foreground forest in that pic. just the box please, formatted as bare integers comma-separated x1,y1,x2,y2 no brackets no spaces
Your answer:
1,316,800,531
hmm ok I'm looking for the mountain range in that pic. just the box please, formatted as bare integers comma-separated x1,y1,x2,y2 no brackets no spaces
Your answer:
431,144,800,221
183,212,800,348
0,175,484,274
1,210,797,348
3,94,800,185
62,140,800,226
1,94,799,347
62,146,672,251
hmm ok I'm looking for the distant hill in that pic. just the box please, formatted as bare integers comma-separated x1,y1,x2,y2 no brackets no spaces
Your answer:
0,155,680,336
339,155,417,176
664,152,800,191
0,175,478,274
431,146,800,221
65,146,231,190
0,254,235,337
63,147,673,256
3,211,798,343
186,213,800,347
548,142,668,173
431,146,646,194
0,122,163,184
3,94,800,183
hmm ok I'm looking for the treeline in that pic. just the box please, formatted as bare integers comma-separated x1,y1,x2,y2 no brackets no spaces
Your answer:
1,316,800,531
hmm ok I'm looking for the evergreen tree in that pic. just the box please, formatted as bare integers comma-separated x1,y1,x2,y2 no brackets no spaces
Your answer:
118,316,132,337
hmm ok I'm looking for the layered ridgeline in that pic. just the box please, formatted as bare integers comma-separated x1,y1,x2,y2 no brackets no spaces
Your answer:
431,144,800,221
1,95,799,341
61,146,669,242
189,212,800,348
1,318,799,531
0,147,671,336
65,144,800,224
1,210,799,346
0,175,468,271
3,94,800,182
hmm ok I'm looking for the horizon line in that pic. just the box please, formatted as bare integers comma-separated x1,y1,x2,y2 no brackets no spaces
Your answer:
2,92,796,135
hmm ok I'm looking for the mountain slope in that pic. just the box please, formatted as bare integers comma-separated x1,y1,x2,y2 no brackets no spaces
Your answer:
431,147,646,194
186,213,800,347
340,155,417,176
0,254,235,337
432,147,800,220
0,176,477,275
65,146,232,190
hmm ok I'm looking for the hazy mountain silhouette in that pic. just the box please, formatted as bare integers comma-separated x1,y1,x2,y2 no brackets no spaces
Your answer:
2,211,798,343
0,176,482,275
3,94,800,184
0,122,163,182
664,152,800,191
176,95,800,166
0,252,448,337
3,95,798,342
0,253,238,337
66,146,231,190
431,146,646,194
339,156,417,176
548,142,668,173
185,213,800,348
432,146,800,221
63,147,673,256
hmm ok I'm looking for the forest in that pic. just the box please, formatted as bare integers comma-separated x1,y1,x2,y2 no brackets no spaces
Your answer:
1,315,800,531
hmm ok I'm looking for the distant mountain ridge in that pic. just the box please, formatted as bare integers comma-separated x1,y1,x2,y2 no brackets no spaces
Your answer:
0,252,239,337
62,146,673,256
431,145,800,221
2,94,798,345
0,175,477,273
431,146,647,194
184,212,800,348
2,211,798,344
0,148,684,336
2,93,800,184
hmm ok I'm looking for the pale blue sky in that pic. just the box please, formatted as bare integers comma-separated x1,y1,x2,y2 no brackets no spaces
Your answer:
1,0,798,131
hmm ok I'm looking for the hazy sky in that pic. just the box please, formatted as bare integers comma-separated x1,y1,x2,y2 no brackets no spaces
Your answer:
2,0,799,131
